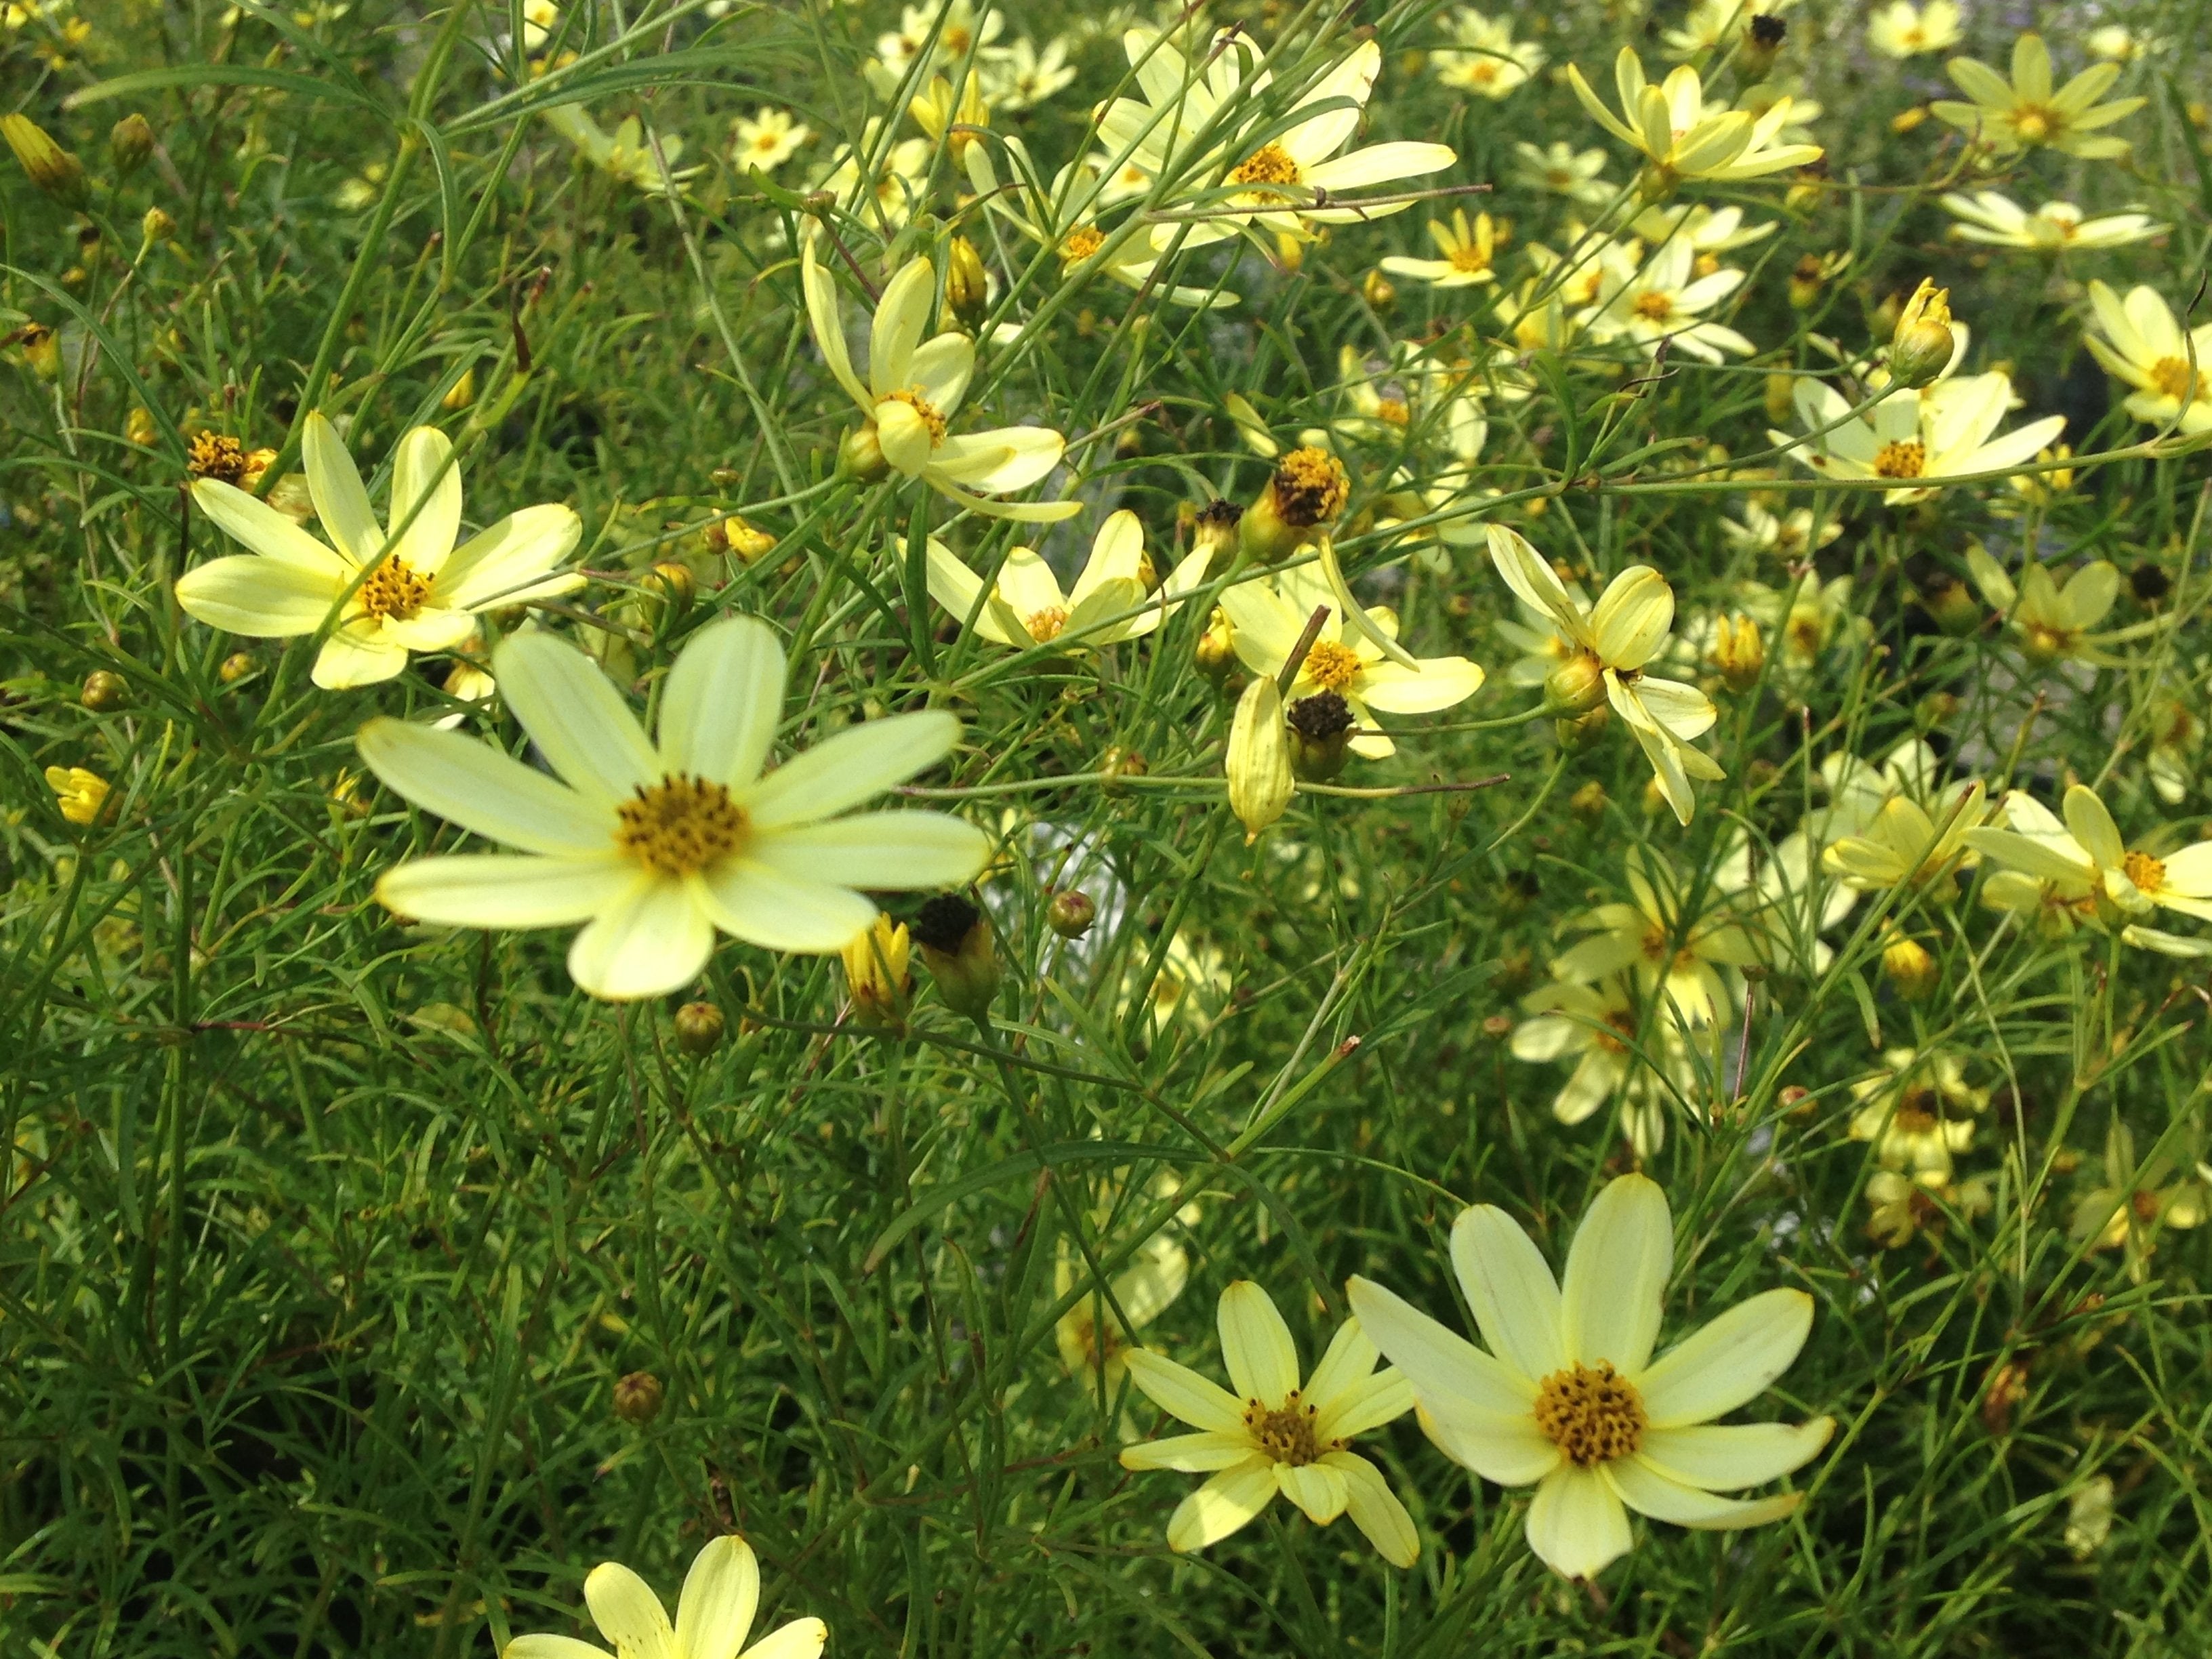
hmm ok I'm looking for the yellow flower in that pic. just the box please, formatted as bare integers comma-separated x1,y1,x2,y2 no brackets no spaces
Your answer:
1964,546,2121,664
541,105,703,194
1488,527,1723,823
1847,1048,1986,1185
356,617,991,1000
1551,847,1761,1028
1776,371,2066,506
1432,9,1544,98
729,106,810,173
1567,48,1822,197
1379,207,1500,289
802,241,1076,522
1821,779,1987,895
1942,192,2163,252
1931,33,2145,158
2081,281,2212,436
1119,1281,1419,1565
1864,1168,1992,1248
1226,676,1295,844
1966,784,2212,956
1351,1175,1833,1581
503,1534,824,1659
1509,975,1686,1154
924,512,1210,649
45,764,110,825
1057,1229,1191,1397
1866,0,1961,59
2071,1122,2207,1282
841,913,911,1025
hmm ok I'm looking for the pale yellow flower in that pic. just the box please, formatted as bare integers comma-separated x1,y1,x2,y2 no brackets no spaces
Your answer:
1964,546,2123,664
1847,1048,1986,1186
729,106,809,173
1866,0,1961,59
1551,847,1761,1029
2081,281,2212,436
924,512,1210,648
1057,1230,1190,1396
1776,371,2066,506
504,1535,823,1659
1941,191,2163,252
1431,9,1544,99
1509,975,1687,1154
1568,48,1822,195
1966,784,2212,956
45,764,110,825
1931,33,2145,159
1379,207,1500,289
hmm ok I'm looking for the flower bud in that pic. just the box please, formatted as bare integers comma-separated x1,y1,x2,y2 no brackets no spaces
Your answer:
838,422,888,480
1888,278,1956,390
1046,889,1096,939
19,323,59,380
1240,447,1349,563
912,895,1000,1022
944,234,989,331
45,764,110,827
1099,746,1147,792
218,651,257,684
613,1370,665,1425
110,113,155,178
1555,703,1612,752
1227,675,1295,842
1569,780,1608,822
1543,652,1607,717
673,1000,725,1054
1920,578,1982,638
644,560,694,615
81,669,128,712
441,365,478,411
1361,268,1395,310
1710,613,1764,693
124,406,159,447
1194,606,1239,689
1285,690,1354,782
1189,498,1242,579
841,912,911,1027
3,115,87,209
1881,933,1939,1000
1739,12,1785,76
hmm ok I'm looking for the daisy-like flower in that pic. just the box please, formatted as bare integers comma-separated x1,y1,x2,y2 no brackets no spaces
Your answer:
542,106,701,195
1940,191,2163,252
800,241,1076,522
504,1535,823,1659
1734,573,1870,672
1847,1048,1986,1187
1217,561,1485,761
176,413,582,691
1963,547,2123,665
354,616,991,1000
1581,237,1750,363
1118,1280,1419,1565
1511,140,1614,205
1821,777,1986,896
1566,48,1822,198
924,510,1212,649
1510,976,1689,1154
1866,0,1961,59
875,0,1004,80
1488,527,1723,824
2086,24,2165,63
1349,1175,1833,1582
2072,1122,2207,1282
812,125,934,227
1057,1228,1191,1397
1551,848,1761,1029
1719,499,1841,563
1431,9,1544,100
1775,371,2066,506
2081,281,2212,436
1931,33,2145,159
1379,207,1500,289
729,106,809,173
1660,0,1795,58
1630,201,1778,262
1865,1168,1992,1249
985,35,1077,109
1965,784,2212,956
1099,30,1456,249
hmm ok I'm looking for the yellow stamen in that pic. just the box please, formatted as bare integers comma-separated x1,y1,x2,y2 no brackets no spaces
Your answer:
1059,226,1105,264
1025,605,1069,642
1244,1391,1328,1466
358,557,432,621
614,775,750,877
1302,639,1362,691
1632,291,1675,323
1229,141,1301,199
188,431,249,484
1873,439,1927,479
2122,849,2165,895
2148,356,2205,402
1533,1361,1647,1467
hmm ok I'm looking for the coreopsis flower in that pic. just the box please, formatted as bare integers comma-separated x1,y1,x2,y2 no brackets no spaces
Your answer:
1719,500,1841,562
1941,192,2163,252
1431,9,1544,99
1966,785,2212,956
1581,237,1750,363
924,512,1212,649
811,124,933,226
1775,371,2066,506
1057,1229,1191,1396
1566,49,1822,197
542,106,702,194
1488,527,1723,824
1734,574,1870,672
841,912,911,1025
1821,778,1986,896
1848,1048,1986,1187
1551,848,1761,1028
177,413,583,691
1379,208,1499,289
801,241,1076,521
45,764,110,825
1098,29,1455,247
1349,1175,1833,1582
1512,140,1614,205
1509,976,1688,1154
1866,0,1961,58
729,107,809,173
983,36,1077,110
1963,547,2123,665
2085,24,2164,62
1217,562,1484,761
504,1535,823,1659
909,70,989,163
1630,202,1778,261
356,617,991,1000
2081,281,2212,436
2072,1122,2207,1282
1931,33,2145,159
1864,1169,1992,1249
875,0,1003,80
1119,1281,1418,1565
1660,0,1794,58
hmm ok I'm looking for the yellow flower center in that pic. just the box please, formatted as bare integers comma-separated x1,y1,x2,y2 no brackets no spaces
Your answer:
188,430,249,483
1302,638,1362,691
2122,849,2165,895
1376,396,1412,426
1694,252,1721,276
1448,241,1493,274
1025,605,1069,642
1469,59,1499,85
1244,1391,1328,1466
1890,1103,1938,1136
1593,1009,1636,1053
358,556,432,621
1229,140,1302,199
1874,438,1927,479
1271,445,1351,528
1060,226,1105,264
943,24,972,54
613,774,749,877
2022,622,2072,659
2148,356,2205,401
1632,291,1676,323
884,387,948,446
2010,104,2055,142
1534,1361,1647,1467
752,131,782,155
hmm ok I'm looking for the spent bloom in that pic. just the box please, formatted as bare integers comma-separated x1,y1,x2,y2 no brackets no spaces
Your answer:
802,240,1076,521
1349,1175,1832,1580
177,413,583,691
1931,33,2145,159
1119,1280,1418,1565
2081,281,2212,436
504,1534,823,1659
356,616,990,1000
1567,48,1822,197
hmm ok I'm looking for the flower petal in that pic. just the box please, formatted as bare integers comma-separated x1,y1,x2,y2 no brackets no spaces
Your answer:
675,1536,758,1659
745,712,961,829
1217,1281,1300,1408
800,236,872,413
1355,656,1486,713
1122,1347,1244,1433
311,629,411,689
494,632,660,802
191,478,350,576
566,877,716,1000
1591,567,1674,670
1119,1431,1257,1472
174,552,339,638
506,1638,613,1659
1524,1464,1633,1580
1345,1274,1536,1416
1559,1174,1672,1374
659,615,786,789
375,854,635,926
436,504,583,611
356,718,613,853
1450,1204,1565,1384
302,411,383,565
1603,1456,1805,1530
1301,1318,1380,1420
583,1562,678,1659
388,425,464,574
694,861,875,954
1275,1461,1349,1525
869,255,935,395
2062,785,2127,870
1637,1418,1835,1491
1166,1457,1277,1551
737,1619,827,1659
1635,1288,1814,1428
750,813,991,889
1322,1449,1419,1568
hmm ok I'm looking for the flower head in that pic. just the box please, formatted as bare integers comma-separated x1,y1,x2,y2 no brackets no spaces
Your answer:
1847,1048,1986,1186
1966,784,2212,956
1380,207,1499,289
1931,33,2145,158
2081,281,2212,436
1866,0,1961,59
1582,237,1751,363
356,617,991,1000
1431,10,1544,99
924,512,1209,649
503,1534,823,1659
45,764,110,826
1942,192,2163,253
1964,547,2122,665
729,106,809,173
177,413,583,691
1120,1281,1419,1565
1567,48,1821,197
1350,1175,1833,1580
1776,371,2066,506
1510,975,1688,1154
1057,1229,1191,1397
1820,779,1986,896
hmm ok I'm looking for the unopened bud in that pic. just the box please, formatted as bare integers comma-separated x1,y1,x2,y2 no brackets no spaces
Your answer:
613,1370,665,1425
1195,606,1239,688
722,515,777,562
1227,675,1295,842
110,113,156,178
1888,278,1956,389
912,895,1000,1022
81,669,129,712
1361,268,1395,310
838,422,888,480
18,323,59,380
141,206,176,244
944,234,989,331
1881,933,1939,1000
673,1000,725,1054
1046,889,1096,939
1285,690,1354,782
1711,613,1764,693
2,115,87,208
644,561,693,612
1099,746,1147,792
1190,498,1242,579
1555,703,1612,752
841,913,911,1027
1568,779,1608,822
1921,578,1981,638
1543,652,1607,717
1739,13,1785,75
218,651,257,684
441,365,477,411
